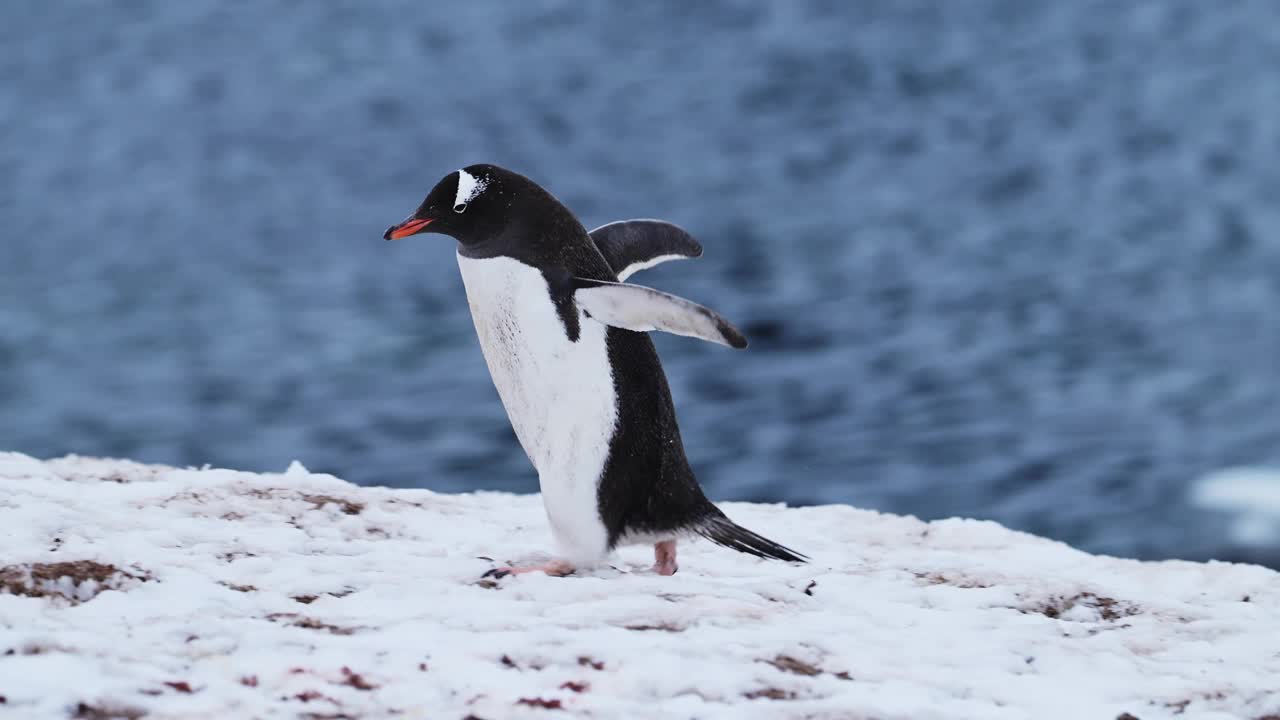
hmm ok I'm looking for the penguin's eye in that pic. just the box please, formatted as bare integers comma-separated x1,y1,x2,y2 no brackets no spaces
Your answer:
453,202,467,214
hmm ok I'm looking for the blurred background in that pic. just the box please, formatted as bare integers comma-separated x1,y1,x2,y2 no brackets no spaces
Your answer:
3,1,1278,567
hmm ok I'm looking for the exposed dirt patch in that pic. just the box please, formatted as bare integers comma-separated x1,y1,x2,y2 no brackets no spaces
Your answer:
765,655,822,676
1162,691,1230,715
72,702,146,719
209,488,364,517
760,654,852,681
516,697,563,709
497,654,546,671
217,551,258,563
1032,592,1139,622
290,589,353,604
220,582,257,593
339,667,377,691
914,571,994,589
265,613,358,636
293,690,340,704
577,656,604,671
743,687,796,701
4,641,70,656
0,561,151,604
623,622,684,632
300,494,365,516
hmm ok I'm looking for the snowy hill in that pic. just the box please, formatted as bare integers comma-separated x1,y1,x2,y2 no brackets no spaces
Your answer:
1,453,1277,719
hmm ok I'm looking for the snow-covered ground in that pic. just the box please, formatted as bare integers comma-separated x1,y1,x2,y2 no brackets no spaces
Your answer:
1,453,1277,720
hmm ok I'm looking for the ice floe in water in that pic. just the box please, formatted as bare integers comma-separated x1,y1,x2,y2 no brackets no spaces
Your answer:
1191,467,1280,548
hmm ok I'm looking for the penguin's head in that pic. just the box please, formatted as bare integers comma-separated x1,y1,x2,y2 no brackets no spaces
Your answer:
384,164,529,247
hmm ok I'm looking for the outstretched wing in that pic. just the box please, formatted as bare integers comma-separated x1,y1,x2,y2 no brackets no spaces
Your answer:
572,277,747,349
589,220,703,281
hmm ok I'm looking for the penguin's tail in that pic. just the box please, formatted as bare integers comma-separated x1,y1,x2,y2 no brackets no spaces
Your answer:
695,514,809,563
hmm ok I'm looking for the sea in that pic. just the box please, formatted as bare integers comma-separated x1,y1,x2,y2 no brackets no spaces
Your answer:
3,1,1279,566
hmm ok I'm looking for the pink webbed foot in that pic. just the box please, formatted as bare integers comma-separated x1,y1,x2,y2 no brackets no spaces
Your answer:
482,558,576,579
653,540,678,576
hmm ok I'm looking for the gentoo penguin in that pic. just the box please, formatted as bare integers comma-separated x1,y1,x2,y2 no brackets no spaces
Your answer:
384,164,806,577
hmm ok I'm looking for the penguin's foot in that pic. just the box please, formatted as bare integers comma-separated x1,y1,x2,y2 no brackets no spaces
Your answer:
653,540,678,576
482,559,576,579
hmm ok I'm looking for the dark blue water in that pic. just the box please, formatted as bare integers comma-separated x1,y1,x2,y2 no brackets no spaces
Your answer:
3,1,1279,564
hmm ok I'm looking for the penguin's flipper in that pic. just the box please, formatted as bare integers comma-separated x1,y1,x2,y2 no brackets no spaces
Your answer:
572,277,747,349
588,220,703,281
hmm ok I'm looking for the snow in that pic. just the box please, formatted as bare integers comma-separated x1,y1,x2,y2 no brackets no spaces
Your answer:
1,453,1278,720
1191,467,1280,548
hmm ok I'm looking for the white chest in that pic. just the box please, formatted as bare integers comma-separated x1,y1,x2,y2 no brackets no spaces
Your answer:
455,253,617,562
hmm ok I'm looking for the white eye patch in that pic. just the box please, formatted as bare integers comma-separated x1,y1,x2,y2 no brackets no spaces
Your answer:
454,169,488,212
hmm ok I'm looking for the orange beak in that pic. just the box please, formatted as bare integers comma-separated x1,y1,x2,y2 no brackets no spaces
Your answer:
384,217,434,241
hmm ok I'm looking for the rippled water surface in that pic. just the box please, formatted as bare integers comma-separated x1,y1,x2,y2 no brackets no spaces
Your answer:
4,2,1279,564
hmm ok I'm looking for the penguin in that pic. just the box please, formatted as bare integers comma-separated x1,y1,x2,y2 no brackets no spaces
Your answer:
384,164,806,577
